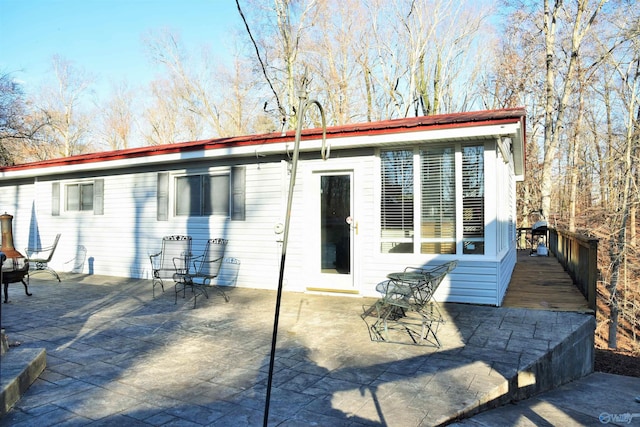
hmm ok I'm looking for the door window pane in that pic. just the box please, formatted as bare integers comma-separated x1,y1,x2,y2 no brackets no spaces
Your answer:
321,175,351,274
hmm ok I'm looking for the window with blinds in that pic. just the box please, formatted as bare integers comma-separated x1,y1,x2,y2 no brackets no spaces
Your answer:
420,146,456,254
379,142,486,255
380,150,414,253
462,145,485,254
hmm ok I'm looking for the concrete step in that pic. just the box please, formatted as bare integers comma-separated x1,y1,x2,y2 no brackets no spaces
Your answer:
0,345,46,415
442,315,595,424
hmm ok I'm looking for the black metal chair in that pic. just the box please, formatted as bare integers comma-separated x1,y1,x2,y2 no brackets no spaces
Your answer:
25,233,61,283
362,261,457,347
149,235,192,298
175,238,229,308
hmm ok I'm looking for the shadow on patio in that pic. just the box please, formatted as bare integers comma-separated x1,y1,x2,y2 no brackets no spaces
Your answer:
1,273,594,426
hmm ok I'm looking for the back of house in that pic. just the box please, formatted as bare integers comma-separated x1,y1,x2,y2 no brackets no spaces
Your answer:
0,108,526,306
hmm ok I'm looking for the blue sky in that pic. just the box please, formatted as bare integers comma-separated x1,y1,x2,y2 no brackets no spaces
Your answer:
1,0,242,97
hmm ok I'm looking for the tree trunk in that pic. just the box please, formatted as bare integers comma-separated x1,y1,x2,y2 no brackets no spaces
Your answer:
541,0,606,219
568,80,585,232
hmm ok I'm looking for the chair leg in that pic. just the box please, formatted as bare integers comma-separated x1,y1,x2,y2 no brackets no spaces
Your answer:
214,287,229,302
174,282,184,304
193,285,209,309
49,268,61,282
152,279,164,298
28,267,62,282
21,279,32,297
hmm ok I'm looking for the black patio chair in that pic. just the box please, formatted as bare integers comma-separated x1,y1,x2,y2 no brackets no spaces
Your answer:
362,260,457,347
175,238,229,308
149,235,192,298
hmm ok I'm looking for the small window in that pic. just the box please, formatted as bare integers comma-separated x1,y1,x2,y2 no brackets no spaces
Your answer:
175,173,230,217
66,183,94,212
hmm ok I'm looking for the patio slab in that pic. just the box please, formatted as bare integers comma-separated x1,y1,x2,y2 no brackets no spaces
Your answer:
1,274,598,426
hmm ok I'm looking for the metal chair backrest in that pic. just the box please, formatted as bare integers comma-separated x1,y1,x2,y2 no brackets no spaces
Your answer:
410,261,457,307
26,233,61,263
156,235,192,280
216,257,240,287
192,238,228,283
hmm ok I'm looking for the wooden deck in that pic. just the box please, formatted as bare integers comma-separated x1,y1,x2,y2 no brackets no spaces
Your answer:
502,250,593,313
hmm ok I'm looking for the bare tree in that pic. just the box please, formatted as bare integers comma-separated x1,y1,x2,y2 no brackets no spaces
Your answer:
142,78,183,146
33,55,96,158
605,49,639,349
0,73,28,165
540,0,607,220
237,0,322,130
307,0,367,125
143,29,226,138
98,81,135,150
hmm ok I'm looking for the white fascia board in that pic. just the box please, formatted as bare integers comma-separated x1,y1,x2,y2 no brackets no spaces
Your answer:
254,122,523,154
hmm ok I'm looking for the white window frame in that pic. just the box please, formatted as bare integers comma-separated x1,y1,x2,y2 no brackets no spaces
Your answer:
173,169,231,218
378,141,488,256
63,180,103,214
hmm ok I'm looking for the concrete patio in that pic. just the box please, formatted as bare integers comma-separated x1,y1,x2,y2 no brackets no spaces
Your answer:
0,273,601,426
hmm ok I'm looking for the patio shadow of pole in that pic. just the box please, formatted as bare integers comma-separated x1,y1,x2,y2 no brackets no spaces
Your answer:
264,74,329,427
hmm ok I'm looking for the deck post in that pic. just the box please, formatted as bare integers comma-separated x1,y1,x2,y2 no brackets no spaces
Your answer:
587,239,598,311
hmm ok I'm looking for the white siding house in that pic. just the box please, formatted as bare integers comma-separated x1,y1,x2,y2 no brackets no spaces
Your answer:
0,108,526,306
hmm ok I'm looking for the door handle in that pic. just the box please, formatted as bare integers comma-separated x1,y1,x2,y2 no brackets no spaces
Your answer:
346,216,358,235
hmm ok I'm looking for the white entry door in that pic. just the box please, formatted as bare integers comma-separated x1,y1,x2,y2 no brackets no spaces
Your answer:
310,170,355,291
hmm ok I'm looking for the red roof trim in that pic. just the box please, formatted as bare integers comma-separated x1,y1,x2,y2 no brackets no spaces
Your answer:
1,108,525,173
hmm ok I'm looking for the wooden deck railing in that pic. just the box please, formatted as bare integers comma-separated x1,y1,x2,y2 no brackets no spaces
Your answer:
548,228,599,311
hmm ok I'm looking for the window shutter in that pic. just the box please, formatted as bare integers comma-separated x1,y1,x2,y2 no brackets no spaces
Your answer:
93,179,104,215
420,146,456,254
52,182,60,216
231,166,246,221
380,150,413,253
94,180,104,214
157,172,169,221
